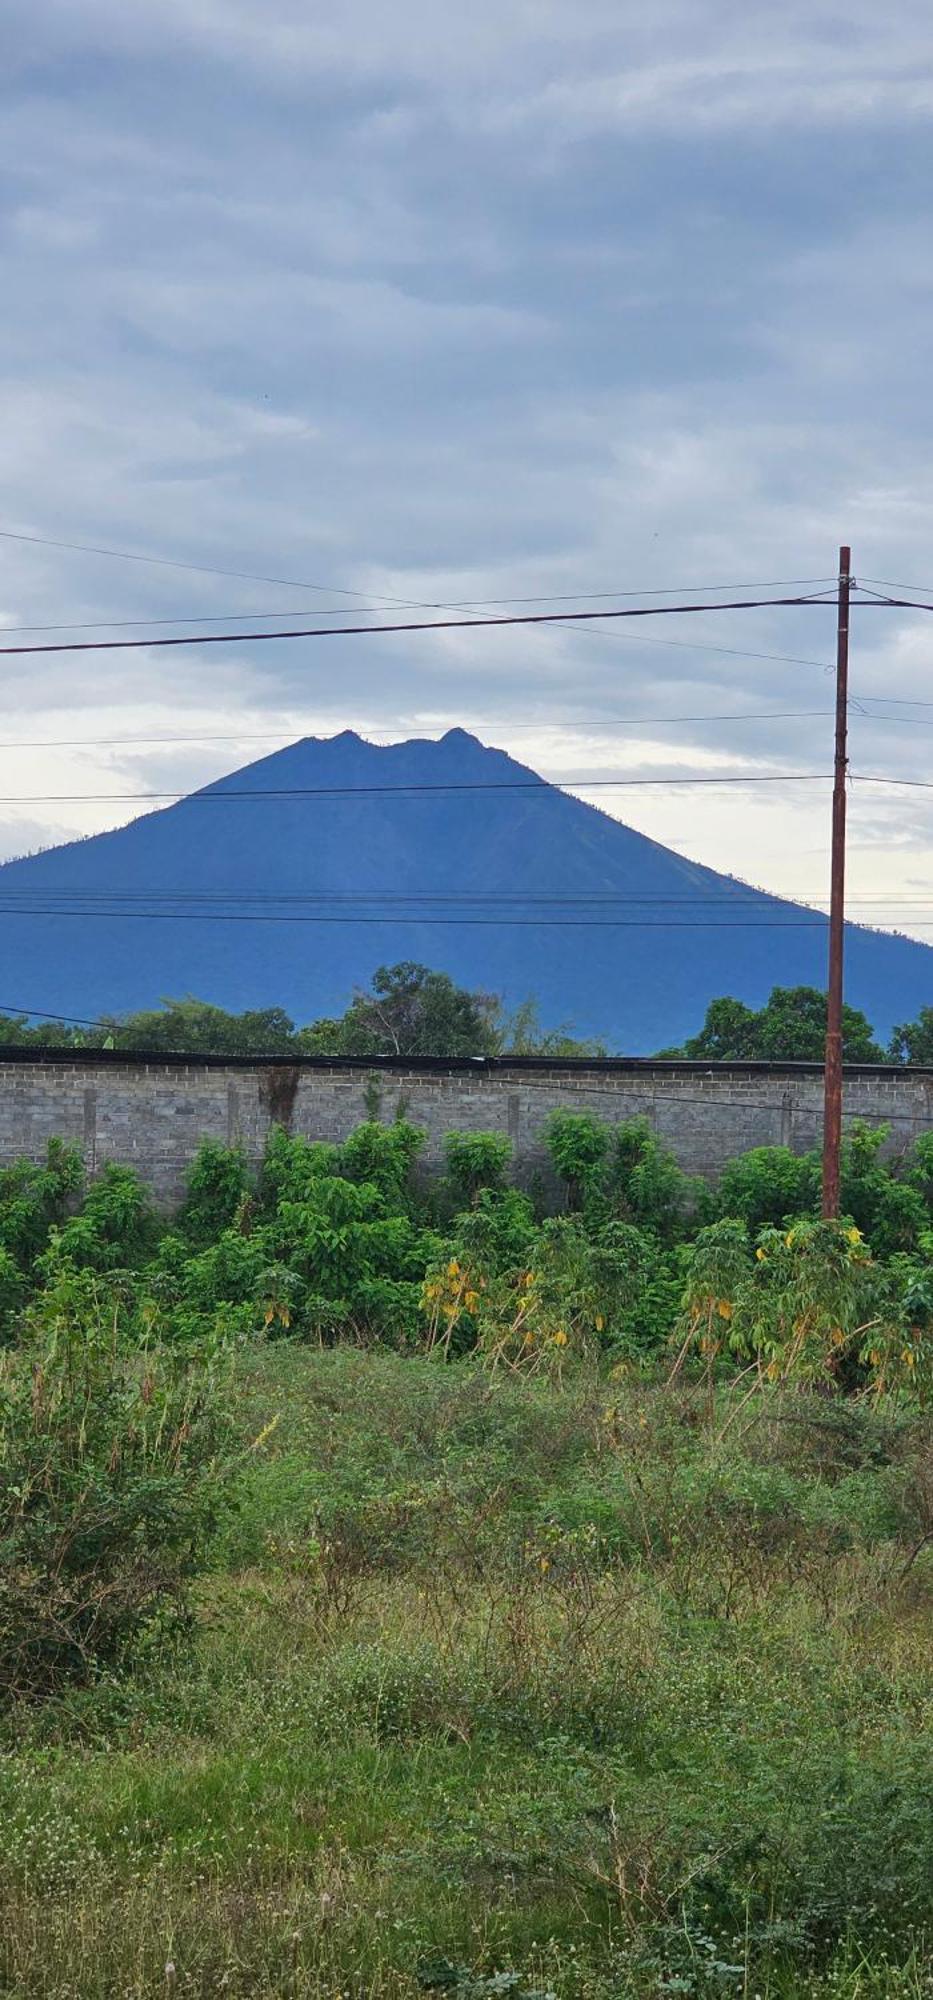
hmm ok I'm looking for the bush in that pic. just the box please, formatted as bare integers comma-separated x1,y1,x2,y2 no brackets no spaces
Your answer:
38,1165,157,1276
179,1140,251,1247
451,1188,537,1275
0,1267,236,1701
0,1140,84,1280
609,1116,692,1240
710,1144,820,1233
340,1119,425,1208
444,1130,512,1207
545,1111,608,1209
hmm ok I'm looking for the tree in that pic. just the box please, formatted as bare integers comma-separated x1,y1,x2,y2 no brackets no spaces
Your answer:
675,986,884,1064
100,999,301,1056
302,963,499,1059
494,997,608,1057
889,1007,933,1065
679,996,759,1061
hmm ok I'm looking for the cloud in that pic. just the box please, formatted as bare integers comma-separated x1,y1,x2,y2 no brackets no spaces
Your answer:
0,0,932,939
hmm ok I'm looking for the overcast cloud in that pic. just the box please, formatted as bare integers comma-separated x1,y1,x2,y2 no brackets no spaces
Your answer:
2,0,933,940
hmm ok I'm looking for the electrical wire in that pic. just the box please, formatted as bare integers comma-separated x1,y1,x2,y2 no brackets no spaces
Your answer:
853,695,933,712
0,591,838,659
0,710,834,753
859,576,933,598
0,908,840,927
0,526,838,606
854,774,933,792
0,888,918,907
0,773,833,803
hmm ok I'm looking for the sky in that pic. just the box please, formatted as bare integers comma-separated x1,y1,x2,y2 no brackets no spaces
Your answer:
3,0,933,942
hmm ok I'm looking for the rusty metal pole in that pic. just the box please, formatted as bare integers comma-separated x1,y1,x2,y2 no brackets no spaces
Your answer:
821,544,852,1219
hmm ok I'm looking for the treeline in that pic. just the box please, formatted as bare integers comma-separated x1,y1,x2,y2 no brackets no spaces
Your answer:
1,963,931,1064
0,963,603,1060
664,984,933,1063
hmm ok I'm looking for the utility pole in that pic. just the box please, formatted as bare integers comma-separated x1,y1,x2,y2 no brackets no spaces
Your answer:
821,544,851,1219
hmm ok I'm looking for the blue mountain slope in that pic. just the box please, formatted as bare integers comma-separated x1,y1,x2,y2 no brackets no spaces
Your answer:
0,728,929,1051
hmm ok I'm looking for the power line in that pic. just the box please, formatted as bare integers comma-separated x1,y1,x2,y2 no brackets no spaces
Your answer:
859,575,933,598
0,594,842,636
0,907,839,928
0,592,837,659
855,773,933,792
853,694,933,712
0,710,834,752
0,526,838,606
0,528,431,609
0,887,917,907
844,593,933,614
0,773,832,803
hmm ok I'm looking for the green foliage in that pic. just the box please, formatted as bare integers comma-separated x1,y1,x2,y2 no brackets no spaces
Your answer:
5,1346,933,1993
258,1127,341,1211
494,995,607,1056
840,1122,928,1256
678,984,884,1062
609,1116,691,1239
444,1130,512,1206
0,1267,236,1701
39,1164,157,1276
340,1118,425,1208
305,961,500,1058
0,963,505,1060
0,1140,84,1277
545,1109,608,1207
710,1144,820,1232
449,1188,537,1275
677,1217,753,1366
94,997,302,1055
179,1140,251,1247
889,1003,933,1064
737,1218,879,1381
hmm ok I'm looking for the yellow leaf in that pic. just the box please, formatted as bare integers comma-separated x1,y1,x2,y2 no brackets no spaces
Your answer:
785,1231,795,1248
448,1259,460,1279
595,1314,605,1332
717,1299,732,1321
553,1328,569,1347
846,1226,862,1244
756,1247,766,1262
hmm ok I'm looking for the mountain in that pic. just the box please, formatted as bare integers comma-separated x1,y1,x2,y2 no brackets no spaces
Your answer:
0,728,929,1051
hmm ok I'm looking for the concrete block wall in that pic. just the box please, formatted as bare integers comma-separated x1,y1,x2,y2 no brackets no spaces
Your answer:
0,1053,931,1206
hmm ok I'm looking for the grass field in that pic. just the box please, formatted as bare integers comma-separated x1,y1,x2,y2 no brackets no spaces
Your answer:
4,1345,933,1998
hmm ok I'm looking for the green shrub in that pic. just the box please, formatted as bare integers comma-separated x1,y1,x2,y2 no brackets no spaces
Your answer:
0,1267,236,1702
340,1119,425,1208
711,1144,820,1233
38,1165,157,1276
444,1131,512,1206
451,1188,537,1275
179,1140,251,1247
545,1110,608,1209
257,1129,340,1212
609,1116,692,1240
0,1140,83,1277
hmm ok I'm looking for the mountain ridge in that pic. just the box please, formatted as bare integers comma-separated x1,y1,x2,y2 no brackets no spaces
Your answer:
0,728,928,1051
